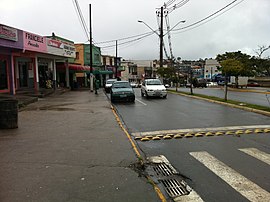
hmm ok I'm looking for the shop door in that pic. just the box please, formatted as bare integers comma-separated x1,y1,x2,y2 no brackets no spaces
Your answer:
19,62,28,87
0,59,8,90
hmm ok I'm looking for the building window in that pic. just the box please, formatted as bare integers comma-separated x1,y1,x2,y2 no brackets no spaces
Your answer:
76,52,79,60
206,70,208,72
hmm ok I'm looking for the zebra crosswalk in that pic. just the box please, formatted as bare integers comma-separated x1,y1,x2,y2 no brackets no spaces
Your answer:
155,148,270,202
190,150,270,202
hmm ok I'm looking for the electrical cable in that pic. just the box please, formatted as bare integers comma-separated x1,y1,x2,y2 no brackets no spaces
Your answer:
72,0,90,41
171,0,240,33
172,0,245,34
100,32,155,49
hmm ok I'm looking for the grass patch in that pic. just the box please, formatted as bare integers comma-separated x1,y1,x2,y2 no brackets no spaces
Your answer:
168,89,270,113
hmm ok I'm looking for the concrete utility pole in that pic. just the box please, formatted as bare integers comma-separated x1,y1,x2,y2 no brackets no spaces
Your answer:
89,4,94,92
159,6,164,68
115,40,118,79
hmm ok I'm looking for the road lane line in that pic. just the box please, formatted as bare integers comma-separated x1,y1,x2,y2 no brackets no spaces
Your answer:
239,148,270,166
135,98,147,106
190,151,270,202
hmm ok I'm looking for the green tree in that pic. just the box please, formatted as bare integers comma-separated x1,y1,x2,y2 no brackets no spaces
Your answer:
216,51,253,88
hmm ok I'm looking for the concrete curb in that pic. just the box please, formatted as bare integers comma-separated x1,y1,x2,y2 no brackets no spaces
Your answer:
168,90,270,117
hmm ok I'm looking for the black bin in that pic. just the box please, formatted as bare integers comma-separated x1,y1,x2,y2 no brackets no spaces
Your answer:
0,99,18,129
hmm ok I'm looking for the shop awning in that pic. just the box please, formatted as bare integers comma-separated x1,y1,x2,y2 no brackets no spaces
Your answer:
69,64,91,71
56,63,113,75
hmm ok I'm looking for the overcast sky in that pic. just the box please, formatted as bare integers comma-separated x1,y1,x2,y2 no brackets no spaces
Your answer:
1,0,270,60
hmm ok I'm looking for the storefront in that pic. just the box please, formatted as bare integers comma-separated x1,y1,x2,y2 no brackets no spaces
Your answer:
0,24,23,94
46,35,76,89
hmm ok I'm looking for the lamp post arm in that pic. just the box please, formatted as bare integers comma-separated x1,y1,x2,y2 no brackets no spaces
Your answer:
164,20,185,36
138,20,159,36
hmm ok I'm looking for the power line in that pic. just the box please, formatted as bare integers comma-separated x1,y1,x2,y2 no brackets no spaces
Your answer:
100,32,155,49
72,0,89,41
95,31,155,45
171,0,241,33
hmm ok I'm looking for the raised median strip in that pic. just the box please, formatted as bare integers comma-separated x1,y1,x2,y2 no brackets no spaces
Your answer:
132,125,270,142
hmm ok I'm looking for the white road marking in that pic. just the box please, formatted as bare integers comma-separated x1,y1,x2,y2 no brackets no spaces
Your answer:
174,190,204,202
132,125,270,136
135,98,147,106
239,148,270,166
190,151,270,202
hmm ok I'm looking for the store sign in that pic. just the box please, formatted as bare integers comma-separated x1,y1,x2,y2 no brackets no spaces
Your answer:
0,25,18,41
63,43,75,57
47,39,64,49
46,37,75,58
23,31,47,52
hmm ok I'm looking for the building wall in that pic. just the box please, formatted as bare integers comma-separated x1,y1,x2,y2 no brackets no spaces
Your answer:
74,44,84,65
204,59,221,80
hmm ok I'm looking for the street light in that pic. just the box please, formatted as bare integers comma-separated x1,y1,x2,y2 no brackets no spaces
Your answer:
137,20,159,36
138,18,185,69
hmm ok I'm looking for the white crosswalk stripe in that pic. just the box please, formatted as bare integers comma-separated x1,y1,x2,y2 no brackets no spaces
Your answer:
239,148,270,166
190,151,270,202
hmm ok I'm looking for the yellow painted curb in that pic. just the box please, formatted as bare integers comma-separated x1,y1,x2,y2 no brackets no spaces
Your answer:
111,106,167,202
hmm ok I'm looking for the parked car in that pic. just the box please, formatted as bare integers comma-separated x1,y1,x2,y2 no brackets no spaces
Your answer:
193,78,207,88
247,82,260,87
141,79,167,98
130,82,138,88
105,79,117,93
111,81,135,103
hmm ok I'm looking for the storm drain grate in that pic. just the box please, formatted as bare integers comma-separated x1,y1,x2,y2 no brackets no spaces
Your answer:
149,161,190,198
161,179,189,197
153,163,174,176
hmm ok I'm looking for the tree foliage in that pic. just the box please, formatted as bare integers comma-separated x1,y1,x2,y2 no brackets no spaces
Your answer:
216,51,254,77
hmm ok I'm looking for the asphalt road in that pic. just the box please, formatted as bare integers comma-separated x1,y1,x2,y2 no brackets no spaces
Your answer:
175,87,270,107
111,88,270,201
113,88,270,134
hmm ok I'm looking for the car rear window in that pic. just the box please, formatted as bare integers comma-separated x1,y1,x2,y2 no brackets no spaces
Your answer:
146,80,162,85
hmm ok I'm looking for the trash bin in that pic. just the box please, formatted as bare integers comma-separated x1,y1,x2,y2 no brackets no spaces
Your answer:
0,99,18,129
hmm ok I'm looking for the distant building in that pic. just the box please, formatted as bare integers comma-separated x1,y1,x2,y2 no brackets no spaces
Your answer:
121,59,155,83
204,59,221,81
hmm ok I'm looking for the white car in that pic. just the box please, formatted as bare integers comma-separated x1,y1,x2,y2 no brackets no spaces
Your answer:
141,79,167,98
105,79,117,93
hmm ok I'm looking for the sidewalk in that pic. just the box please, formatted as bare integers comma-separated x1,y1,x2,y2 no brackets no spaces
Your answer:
0,90,159,202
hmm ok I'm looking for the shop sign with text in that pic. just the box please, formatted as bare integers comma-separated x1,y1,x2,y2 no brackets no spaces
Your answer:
0,25,18,41
23,31,47,53
46,38,75,58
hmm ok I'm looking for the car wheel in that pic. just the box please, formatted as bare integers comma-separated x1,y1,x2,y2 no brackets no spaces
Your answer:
163,95,167,99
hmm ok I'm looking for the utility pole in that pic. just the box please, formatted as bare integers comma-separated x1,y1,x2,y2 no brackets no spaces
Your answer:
159,6,164,68
89,4,93,92
115,40,118,79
